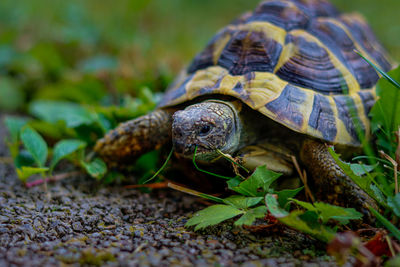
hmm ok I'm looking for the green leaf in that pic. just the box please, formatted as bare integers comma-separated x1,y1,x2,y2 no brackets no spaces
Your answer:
230,165,281,197
265,194,335,243
386,252,400,267
14,150,35,169
279,210,336,243
313,202,362,224
29,100,95,128
227,176,242,189
223,195,263,209
265,194,289,218
276,187,303,209
4,116,29,158
0,45,17,69
4,116,29,143
387,193,400,217
81,158,107,180
370,184,386,205
16,166,49,183
290,198,316,212
234,206,267,226
349,163,377,176
79,55,118,73
50,139,87,172
185,204,243,231
0,78,24,111
291,199,362,224
20,127,48,167
28,120,68,140
299,211,320,229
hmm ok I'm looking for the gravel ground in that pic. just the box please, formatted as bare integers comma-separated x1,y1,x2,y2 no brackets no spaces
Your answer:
0,115,340,267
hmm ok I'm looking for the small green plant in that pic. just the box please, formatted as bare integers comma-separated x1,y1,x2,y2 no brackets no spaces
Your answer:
3,86,159,184
329,62,400,242
183,150,363,243
4,117,99,182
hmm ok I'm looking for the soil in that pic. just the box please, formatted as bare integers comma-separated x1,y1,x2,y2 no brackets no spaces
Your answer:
0,114,344,267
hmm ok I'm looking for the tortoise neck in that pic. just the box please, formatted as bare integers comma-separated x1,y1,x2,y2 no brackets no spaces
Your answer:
235,103,304,152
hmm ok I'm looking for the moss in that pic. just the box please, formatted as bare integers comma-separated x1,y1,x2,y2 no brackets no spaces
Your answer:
78,249,116,266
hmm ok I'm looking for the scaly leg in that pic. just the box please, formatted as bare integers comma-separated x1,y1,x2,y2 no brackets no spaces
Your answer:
300,139,378,223
95,109,173,165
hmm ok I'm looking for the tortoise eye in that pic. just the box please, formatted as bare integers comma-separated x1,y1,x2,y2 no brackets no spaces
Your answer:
199,125,211,136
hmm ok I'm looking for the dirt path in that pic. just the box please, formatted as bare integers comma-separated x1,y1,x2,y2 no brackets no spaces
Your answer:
0,115,340,266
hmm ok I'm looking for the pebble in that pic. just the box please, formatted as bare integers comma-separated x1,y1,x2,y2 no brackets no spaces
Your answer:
0,115,337,266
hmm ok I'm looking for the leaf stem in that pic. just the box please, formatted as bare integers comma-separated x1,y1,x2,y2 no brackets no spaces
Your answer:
380,150,398,195
192,146,233,180
25,171,81,188
216,149,250,173
291,155,314,202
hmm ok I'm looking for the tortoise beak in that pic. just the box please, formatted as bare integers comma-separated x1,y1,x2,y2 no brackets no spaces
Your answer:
173,140,196,157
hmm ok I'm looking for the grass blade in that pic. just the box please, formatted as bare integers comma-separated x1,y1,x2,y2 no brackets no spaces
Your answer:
355,51,400,89
167,182,224,203
192,146,233,180
142,148,174,184
368,206,400,242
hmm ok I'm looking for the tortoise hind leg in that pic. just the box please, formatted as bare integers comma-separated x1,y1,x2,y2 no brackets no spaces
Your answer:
300,139,378,223
95,109,174,165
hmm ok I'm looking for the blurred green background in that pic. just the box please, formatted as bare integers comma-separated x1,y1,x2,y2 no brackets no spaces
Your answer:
0,0,399,112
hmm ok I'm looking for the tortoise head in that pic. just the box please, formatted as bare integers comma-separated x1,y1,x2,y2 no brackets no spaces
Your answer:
172,100,241,161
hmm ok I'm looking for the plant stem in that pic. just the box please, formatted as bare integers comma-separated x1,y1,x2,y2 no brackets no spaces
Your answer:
25,171,81,188
291,155,314,202
167,182,224,203
192,146,233,180
380,150,398,194
0,157,13,164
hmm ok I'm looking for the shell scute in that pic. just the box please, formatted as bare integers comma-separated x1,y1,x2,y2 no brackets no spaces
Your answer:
333,95,363,143
307,18,380,89
357,90,375,117
265,84,306,129
188,28,234,74
308,94,337,142
276,33,348,94
340,14,392,72
218,30,282,75
291,0,339,18
247,0,309,30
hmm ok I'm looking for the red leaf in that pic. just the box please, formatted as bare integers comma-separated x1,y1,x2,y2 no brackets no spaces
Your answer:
364,231,392,257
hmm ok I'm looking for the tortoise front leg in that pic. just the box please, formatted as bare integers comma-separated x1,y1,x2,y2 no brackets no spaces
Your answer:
300,139,378,222
95,109,174,165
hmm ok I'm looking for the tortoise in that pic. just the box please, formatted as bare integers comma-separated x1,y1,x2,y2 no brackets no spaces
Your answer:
95,0,392,216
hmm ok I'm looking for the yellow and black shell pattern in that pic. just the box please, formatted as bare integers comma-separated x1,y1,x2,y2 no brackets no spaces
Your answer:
158,0,392,147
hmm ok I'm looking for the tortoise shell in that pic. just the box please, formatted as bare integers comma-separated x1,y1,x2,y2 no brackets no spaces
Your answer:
158,0,392,147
